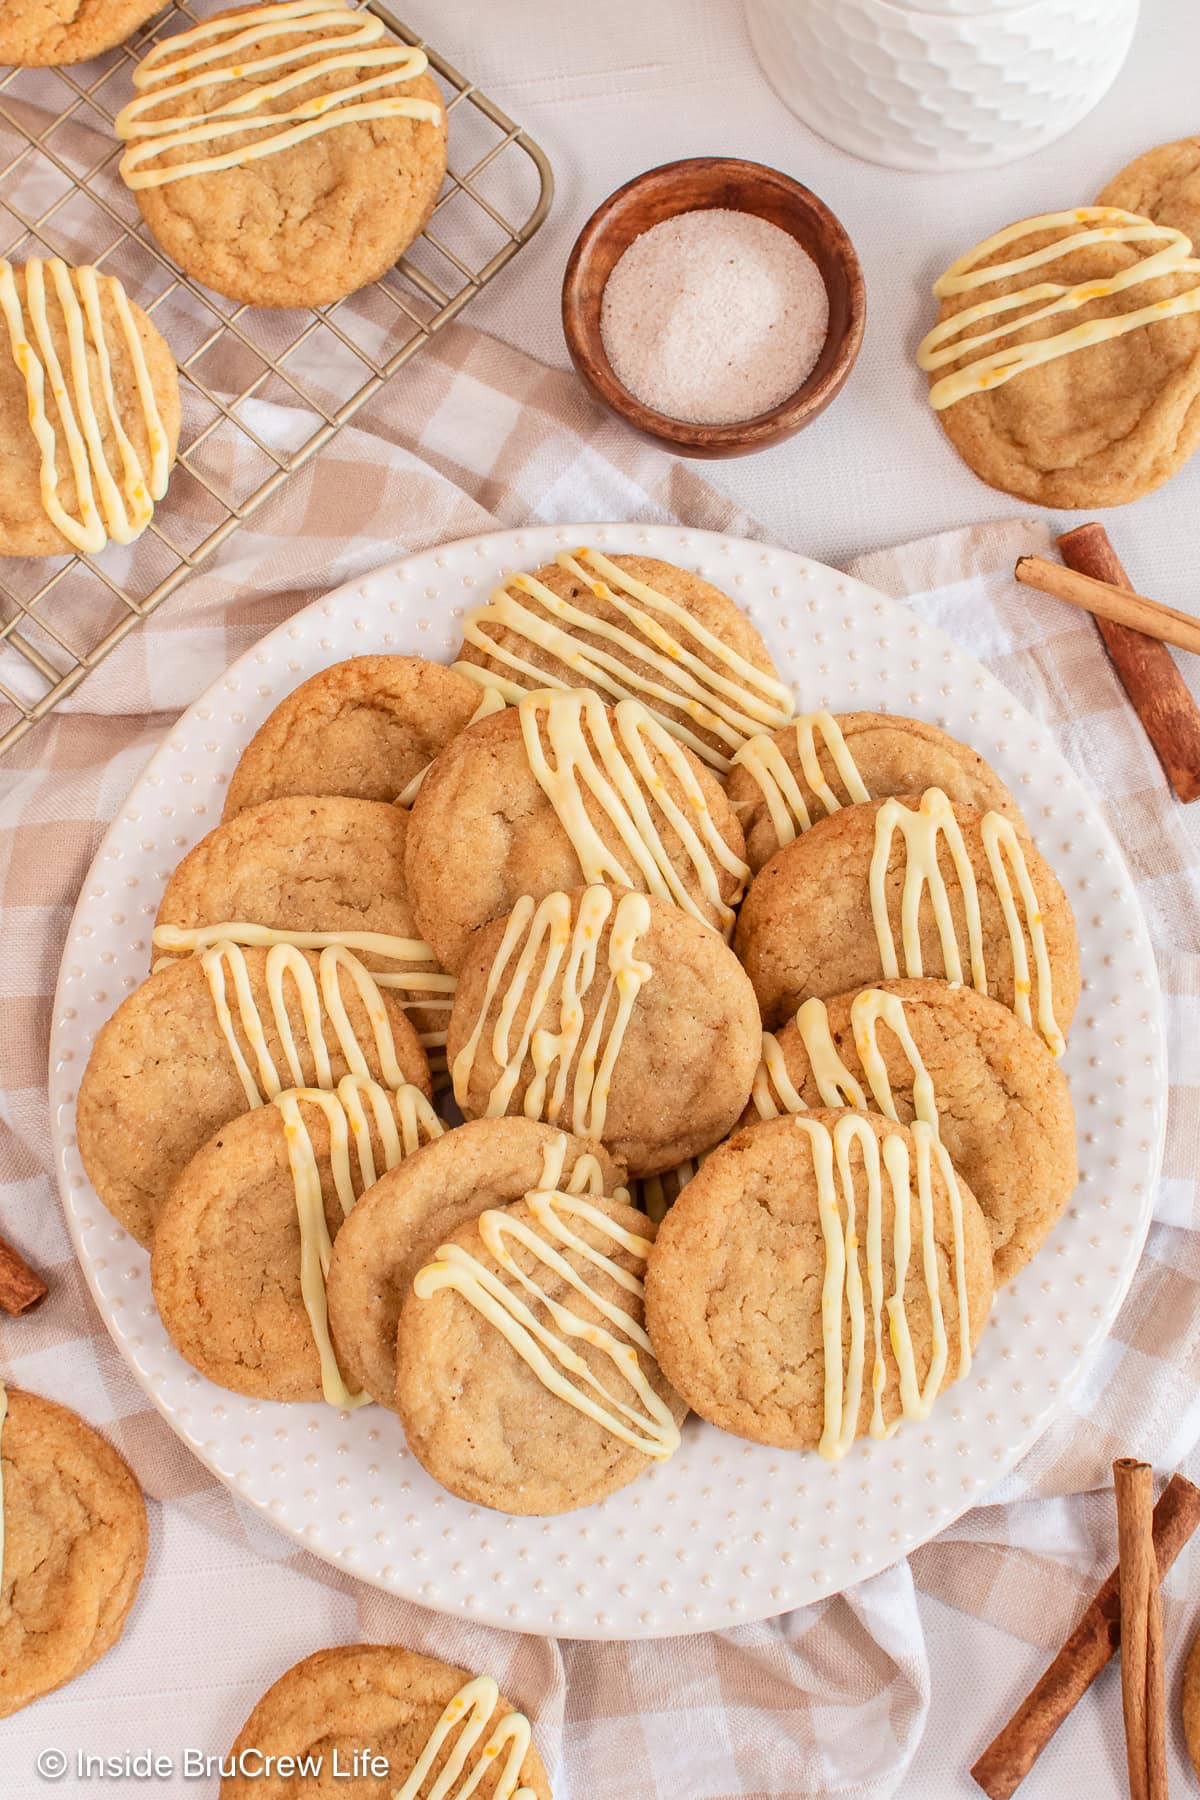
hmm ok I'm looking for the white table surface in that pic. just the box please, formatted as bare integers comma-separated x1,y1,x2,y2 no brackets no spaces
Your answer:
422,3,1200,1795
439,0,1199,625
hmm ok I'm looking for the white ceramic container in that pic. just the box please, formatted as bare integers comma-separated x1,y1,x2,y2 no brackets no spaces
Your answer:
745,0,1140,171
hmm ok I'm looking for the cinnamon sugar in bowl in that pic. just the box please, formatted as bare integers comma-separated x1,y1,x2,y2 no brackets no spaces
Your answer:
562,156,865,457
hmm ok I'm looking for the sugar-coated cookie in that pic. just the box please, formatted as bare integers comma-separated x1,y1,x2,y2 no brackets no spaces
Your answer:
406,690,749,972
153,796,453,1052
447,886,761,1176
115,0,448,309
0,0,165,67
0,259,180,557
78,945,430,1246
645,1111,993,1455
326,1118,625,1412
152,1078,442,1404
454,548,793,771
734,789,1080,1051
1099,138,1200,257
918,207,1200,507
397,1186,685,1512
744,979,1076,1284
221,1644,551,1800
0,1388,147,1718
222,656,482,819
727,709,1022,874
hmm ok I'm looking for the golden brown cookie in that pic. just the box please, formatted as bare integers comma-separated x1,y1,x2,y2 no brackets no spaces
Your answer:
455,548,793,771
645,1111,994,1454
77,945,431,1246
447,886,761,1177
406,691,749,973
152,1079,442,1404
918,208,1200,507
116,2,448,309
727,710,1023,874
733,790,1080,1049
0,0,165,66
153,796,453,1051
326,1117,625,1412
221,1644,552,1800
0,1388,147,1718
743,979,1076,1285
222,656,482,820
1099,138,1200,252
396,1186,685,1513
0,260,180,558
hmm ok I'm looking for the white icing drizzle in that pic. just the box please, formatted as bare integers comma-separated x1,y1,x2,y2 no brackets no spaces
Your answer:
731,711,870,848
518,689,748,937
452,887,653,1141
638,1157,701,1225
413,1188,679,1460
797,1112,965,1462
0,257,170,554
392,1674,535,1800
115,0,441,191
200,939,413,1106
396,686,507,807
918,207,1200,410
754,990,974,1359
276,1076,441,1408
453,545,794,772
536,1130,631,1208
155,921,455,1051
868,788,1064,1055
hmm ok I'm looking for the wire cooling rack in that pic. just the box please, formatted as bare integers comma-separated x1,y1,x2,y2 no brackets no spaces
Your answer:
0,0,553,754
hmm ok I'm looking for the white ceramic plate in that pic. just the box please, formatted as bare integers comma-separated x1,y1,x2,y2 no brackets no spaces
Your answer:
49,523,1166,1640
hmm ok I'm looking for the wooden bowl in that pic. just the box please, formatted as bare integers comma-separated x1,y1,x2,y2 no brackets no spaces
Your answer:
561,156,866,458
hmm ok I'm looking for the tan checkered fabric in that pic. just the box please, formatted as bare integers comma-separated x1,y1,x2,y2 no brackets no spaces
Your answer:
1,325,1197,1798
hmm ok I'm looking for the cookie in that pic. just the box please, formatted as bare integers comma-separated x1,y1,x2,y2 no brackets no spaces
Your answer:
396,1184,685,1513
0,0,165,67
745,980,1076,1284
406,689,749,972
221,1644,551,1800
222,656,482,820
0,1387,147,1718
727,710,1022,874
0,258,180,557
645,1111,994,1455
326,1118,625,1412
115,1,448,309
917,207,1200,507
454,547,794,771
152,1077,442,1405
448,886,761,1177
77,943,430,1246
733,788,1080,1052
1099,138,1200,254
153,796,454,1055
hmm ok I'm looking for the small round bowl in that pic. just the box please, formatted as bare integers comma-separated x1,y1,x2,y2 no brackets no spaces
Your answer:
561,156,866,458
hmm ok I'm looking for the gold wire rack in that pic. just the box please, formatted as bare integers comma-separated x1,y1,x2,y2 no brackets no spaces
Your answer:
0,0,553,754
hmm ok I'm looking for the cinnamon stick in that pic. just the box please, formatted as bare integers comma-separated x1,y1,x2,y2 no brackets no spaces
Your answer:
1015,555,1200,658
1057,522,1200,803
1114,1460,1168,1800
0,1234,47,1315
971,1471,1200,1800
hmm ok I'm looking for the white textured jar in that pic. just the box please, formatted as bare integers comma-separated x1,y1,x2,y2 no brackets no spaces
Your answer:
744,0,1139,172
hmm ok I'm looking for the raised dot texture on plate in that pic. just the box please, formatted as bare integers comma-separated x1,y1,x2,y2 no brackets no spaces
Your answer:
49,523,1165,1640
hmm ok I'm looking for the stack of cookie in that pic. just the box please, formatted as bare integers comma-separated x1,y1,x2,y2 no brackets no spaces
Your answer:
76,545,1078,1516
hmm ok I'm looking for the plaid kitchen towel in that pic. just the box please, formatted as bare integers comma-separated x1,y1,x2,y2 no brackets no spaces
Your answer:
1,321,1198,1800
